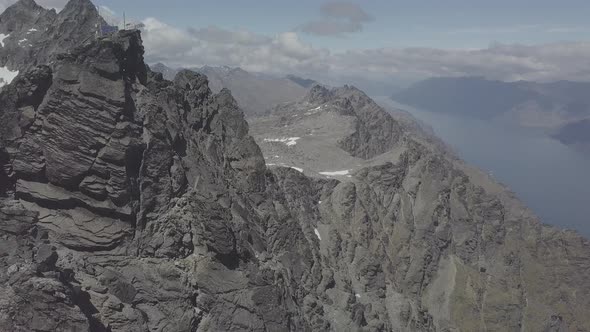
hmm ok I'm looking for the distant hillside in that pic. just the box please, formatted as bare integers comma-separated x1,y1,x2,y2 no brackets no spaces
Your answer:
553,119,590,154
286,74,318,88
150,62,178,80
554,119,590,145
393,76,590,123
393,77,539,119
151,63,309,116
393,76,590,152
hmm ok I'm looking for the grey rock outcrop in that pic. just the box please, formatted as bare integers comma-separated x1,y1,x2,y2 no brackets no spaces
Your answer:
0,0,106,79
251,84,590,331
1,4,590,332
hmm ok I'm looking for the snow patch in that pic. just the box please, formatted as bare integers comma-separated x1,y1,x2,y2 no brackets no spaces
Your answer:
319,170,350,176
0,66,19,88
27,28,38,34
305,105,324,115
314,228,321,240
355,294,361,298
266,163,303,173
18,38,27,46
263,137,300,146
0,34,9,47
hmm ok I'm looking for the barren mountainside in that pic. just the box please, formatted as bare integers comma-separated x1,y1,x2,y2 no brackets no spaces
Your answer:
151,63,310,117
0,1,590,331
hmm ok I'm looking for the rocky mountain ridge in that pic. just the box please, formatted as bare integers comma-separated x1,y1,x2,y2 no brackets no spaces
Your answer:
0,1,589,331
0,0,106,88
151,63,311,117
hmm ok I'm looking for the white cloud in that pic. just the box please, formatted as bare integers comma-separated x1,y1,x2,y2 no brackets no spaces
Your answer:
140,18,327,75
324,42,590,83
299,20,364,36
274,32,316,60
97,5,120,26
140,18,590,85
141,17,196,63
188,26,270,46
5,2,588,87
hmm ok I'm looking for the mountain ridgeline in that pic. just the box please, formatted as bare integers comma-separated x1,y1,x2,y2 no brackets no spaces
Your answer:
393,76,590,153
0,1,589,331
393,76,590,121
151,63,311,117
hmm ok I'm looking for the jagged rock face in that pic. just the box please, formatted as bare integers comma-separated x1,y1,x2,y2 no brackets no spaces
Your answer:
327,85,404,159
0,0,106,73
1,30,310,332
252,84,590,330
0,0,56,33
1,15,590,332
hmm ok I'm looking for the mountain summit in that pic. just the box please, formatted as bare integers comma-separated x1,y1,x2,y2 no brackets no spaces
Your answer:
0,0,106,80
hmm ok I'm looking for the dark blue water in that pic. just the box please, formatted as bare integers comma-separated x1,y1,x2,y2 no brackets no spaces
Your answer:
378,97,590,237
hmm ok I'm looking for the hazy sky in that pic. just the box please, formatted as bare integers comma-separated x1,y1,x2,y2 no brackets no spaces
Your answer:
94,0,590,49
2,0,590,85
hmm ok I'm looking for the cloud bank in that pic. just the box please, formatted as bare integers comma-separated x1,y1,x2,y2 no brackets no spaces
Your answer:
140,17,590,85
142,19,327,76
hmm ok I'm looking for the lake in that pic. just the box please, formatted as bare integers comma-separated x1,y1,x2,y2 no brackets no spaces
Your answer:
377,97,590,237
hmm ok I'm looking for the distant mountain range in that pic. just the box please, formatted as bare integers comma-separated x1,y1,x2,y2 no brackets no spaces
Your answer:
285,74,318,88
393,76,590,152
151,63,313,116
552,119,590,153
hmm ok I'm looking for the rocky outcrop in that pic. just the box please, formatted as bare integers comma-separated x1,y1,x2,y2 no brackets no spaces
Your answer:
253,82,590,330
1,28,314,331
0,0,106,76
1,6,590,332
302,84,404,159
